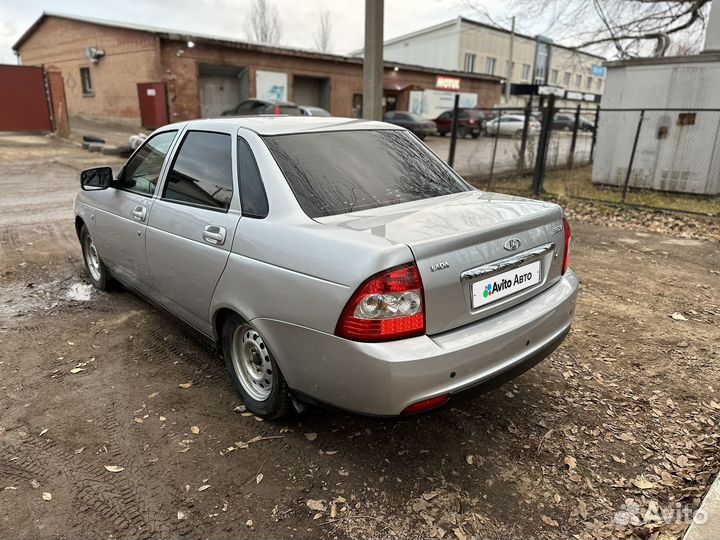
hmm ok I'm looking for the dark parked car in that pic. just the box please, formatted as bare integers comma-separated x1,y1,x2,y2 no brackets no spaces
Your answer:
551,113,595,132
435,109,485,138
222,99,301,117
383,111,436,140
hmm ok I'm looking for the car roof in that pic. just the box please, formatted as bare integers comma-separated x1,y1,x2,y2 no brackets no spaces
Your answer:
165,116,398,136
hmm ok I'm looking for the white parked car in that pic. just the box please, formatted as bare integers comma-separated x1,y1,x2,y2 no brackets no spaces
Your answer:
486,115,541,138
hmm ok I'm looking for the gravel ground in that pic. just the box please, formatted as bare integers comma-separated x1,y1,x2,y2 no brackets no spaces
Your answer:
1,134,718,540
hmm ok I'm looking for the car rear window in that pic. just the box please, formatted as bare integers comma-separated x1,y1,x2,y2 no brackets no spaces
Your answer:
263,130,470,218
279,106,301,116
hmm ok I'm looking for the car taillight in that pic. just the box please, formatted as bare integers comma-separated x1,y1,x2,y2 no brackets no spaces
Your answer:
336,263,425,342
562,217,571,274
468,119,476,124
273,105,281,114
401,394,450,415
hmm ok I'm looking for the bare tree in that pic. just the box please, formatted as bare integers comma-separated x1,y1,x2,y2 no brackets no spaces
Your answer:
462,0,711,59
247,0,282,45
314,9,332,52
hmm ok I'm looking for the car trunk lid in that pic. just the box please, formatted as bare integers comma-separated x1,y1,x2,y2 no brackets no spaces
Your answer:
316,191,566,335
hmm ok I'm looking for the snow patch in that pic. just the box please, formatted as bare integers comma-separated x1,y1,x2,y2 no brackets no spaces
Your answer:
66,283,94,301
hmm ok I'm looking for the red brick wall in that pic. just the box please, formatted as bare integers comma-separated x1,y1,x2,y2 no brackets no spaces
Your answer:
160,39,501,121
18,17,162,127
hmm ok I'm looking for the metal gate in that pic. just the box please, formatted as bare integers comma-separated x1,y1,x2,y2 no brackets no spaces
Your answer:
0,65,52,132
137,82,169,129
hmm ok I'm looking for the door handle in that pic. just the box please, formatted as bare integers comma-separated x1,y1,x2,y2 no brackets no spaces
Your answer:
131,206,147,222
202,225,226,246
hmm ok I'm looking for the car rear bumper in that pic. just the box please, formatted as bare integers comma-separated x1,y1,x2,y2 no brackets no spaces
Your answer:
253,269,579,417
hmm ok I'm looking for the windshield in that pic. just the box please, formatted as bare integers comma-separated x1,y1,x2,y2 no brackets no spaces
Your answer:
263,130,471,218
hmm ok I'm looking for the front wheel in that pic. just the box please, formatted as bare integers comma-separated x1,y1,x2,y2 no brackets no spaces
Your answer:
222,314,291,419
80,225,115,291
457,126,467,138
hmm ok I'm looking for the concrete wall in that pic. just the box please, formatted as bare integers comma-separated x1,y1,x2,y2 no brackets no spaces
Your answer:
593,60,720,195
18,17,162,127
383,22,461,72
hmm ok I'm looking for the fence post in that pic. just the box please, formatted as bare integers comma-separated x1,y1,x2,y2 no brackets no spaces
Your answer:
567,104,581,169
621,109,644,203
489,108,502,179
518,96,532,172
532,93,555,195
447,94,460,168
590,107,600,163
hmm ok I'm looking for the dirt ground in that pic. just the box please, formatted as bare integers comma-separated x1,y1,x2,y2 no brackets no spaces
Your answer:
1,134,719,540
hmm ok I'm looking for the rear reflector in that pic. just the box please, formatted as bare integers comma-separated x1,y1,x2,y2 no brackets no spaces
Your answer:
401,395,450,415
273,105,281,114
562,217,571,274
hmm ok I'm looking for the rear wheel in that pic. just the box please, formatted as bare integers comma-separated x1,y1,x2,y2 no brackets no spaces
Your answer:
471,132,480,139
438,130,447,137
80,225,115,291
222,314,291,419
457,125,467,138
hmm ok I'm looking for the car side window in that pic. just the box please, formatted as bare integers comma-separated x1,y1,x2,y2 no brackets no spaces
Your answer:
438,112,451,120
163,131,233,211
237,137,268,218
118,131,177,196
236,101,256,114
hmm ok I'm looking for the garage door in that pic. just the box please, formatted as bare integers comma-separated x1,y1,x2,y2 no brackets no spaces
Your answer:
199,75,241,118
293,76,330,109
0,65,52,132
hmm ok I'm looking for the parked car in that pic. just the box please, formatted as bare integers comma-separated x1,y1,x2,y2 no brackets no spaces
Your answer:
383,111,436,139
299,105,331,117
221,99,301,117
435,109,485,138
486,115,541,138
552,113,593,132
75,117,577,419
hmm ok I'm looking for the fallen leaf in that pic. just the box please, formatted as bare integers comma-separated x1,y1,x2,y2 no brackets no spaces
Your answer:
541,515,559,527
42,492,52,501
245,519,253,527
191,426,200,434
133,417,144,424
677,455,689,467
234,405,246,412
30,479,40,489
306,499,327,512
255,473,263,484
39,428,48,437
305,432,317,441
330,503,337,518
184,484,191,493
148,392,159,399
422,491,439,501
104,465,125,473
178,382,193,389
709,400,720,410
325,450,338,455
632,475,656,490
612,455,626,464
197,484,210,492
70,368,85,374
466,455,474,465
74,447,85,454
177,510,187,520
564,455,577,469
670,312,688,321
159,416,167,422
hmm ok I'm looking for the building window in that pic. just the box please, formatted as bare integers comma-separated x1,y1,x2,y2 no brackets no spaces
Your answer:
575,74,582,88
464,53,476,73
551,69,559,84
521,63,531,81
586,76,593,89
80,67,93,96
485,57,497,76
563,72,571,86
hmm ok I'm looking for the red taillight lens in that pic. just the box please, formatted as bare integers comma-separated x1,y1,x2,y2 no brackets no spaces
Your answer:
401,394,450,415
336,263,425,342
273,105,281,114
562,217,571,274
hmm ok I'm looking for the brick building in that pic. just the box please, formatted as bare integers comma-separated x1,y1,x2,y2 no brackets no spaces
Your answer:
13,12,502,128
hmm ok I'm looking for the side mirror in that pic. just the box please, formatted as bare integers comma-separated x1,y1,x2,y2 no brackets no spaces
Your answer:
80,167,113,191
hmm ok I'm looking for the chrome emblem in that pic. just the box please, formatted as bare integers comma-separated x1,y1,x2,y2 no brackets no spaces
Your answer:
430,261,450,272
503,238,521,251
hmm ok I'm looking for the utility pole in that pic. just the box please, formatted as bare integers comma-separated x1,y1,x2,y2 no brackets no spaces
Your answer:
504,16,515,104
363,0,384,120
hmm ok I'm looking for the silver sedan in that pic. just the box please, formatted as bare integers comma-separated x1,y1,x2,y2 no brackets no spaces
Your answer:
74,117,578,419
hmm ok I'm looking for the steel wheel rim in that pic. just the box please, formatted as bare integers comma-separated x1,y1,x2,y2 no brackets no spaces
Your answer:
84,236,102,281
231,325,273,401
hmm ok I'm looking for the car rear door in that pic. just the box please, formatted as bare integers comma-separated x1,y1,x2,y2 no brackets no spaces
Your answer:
146,128,240,335
91,130,178,290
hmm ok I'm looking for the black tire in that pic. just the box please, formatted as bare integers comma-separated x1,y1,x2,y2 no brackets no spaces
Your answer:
457,125,467,138
222,313,291,420
438,130,447,137
417,132,426,140
80,224,115,291
471,132,480,139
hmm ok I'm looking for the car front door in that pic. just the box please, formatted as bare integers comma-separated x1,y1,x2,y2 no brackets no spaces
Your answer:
146,129,240,335
92,130,178,290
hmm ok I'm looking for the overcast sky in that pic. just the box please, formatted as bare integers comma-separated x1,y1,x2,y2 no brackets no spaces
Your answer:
0,0,519,64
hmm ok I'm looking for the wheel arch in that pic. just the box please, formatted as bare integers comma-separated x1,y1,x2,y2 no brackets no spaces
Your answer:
75,216,86,240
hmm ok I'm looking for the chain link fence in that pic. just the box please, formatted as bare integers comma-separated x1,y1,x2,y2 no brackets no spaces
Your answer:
432,101,720,216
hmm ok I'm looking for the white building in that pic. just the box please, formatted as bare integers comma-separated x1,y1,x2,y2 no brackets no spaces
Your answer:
352,17,606,107
591,7,720,196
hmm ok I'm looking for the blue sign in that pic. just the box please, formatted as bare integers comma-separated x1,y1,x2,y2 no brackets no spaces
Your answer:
591,64,606,77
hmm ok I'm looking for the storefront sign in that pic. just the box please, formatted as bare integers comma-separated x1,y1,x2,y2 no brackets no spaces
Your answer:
435,76,460,90
256,70,287,101
591,65,606,77
409,89,478,119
